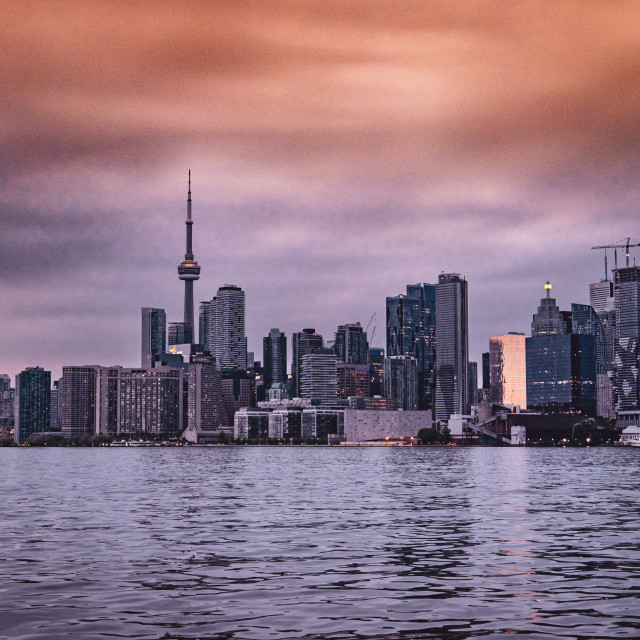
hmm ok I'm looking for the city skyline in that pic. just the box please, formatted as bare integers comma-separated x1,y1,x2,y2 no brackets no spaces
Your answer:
3,3,640,382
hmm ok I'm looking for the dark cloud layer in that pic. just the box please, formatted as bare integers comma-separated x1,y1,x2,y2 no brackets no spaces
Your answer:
2,1,640,380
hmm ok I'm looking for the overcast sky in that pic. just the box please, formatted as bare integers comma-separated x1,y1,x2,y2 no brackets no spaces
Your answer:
2,1,640,382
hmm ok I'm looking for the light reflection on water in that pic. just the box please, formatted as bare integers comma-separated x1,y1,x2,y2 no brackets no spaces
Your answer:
1,447,639,639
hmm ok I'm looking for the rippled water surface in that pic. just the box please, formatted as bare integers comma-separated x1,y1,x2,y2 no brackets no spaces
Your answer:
1,447,639,639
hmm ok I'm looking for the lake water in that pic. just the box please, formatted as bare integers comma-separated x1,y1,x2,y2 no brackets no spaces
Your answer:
1,446,639,639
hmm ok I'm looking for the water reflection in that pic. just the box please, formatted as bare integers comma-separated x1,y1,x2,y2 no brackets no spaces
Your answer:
0,447,639,639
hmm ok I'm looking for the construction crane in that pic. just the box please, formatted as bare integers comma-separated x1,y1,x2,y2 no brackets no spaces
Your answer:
365,312,377,346
365,312,376,334
591,237,640,277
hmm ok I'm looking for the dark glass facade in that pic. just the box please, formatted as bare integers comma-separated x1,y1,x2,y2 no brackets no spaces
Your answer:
15,367,51,443
263,328,287,389
386,283,436,410
482,352,490,392
141,307,166,368
571,303,605,375
526,334,596,415
334,323,369,365
368,347,385,396
168,321,193,346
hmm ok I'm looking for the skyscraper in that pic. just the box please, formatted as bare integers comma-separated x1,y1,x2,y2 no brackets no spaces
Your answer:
60,366,99,439
168,322,193,348
207,285,247,369
15,367,51,444
590,279,614,317
531,282,567,336
176,171,201,345
95,366,184,436
613,265,640,411
337,363,370,399
368,347,385,396
571,303,605,374
300,348,338,402
334,323,369,364
141,307,167,368
292,329,324,397
263,328,287,389
482,352,490,394
384,355,417,411
198,300,212,351
489,333,528,408
386,283,436,409
0,374,14,439
435,273,469,423
468,361,478,407
590,278,616,417
526,334,596,414
525,284,596,415
187,352,223,433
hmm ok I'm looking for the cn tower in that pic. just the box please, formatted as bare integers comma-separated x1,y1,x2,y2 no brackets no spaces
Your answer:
177,170,200,342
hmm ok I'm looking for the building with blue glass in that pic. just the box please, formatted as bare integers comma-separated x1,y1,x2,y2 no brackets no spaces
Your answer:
386,283,436,410
15,367,51,444
526,334,596,415
525,283,597,415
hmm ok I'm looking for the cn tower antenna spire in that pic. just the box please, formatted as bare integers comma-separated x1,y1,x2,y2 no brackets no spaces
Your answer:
177,170,200,343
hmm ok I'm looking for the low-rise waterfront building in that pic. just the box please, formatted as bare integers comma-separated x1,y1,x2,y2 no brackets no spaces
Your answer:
234,407,270,441
343,409,431,442
301,407,345,443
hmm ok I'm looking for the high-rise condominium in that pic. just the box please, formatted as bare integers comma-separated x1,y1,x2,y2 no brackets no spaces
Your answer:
263,328,287,389
15,367,51,444
96,366,184,435
300,348,338,402
337,363,370,399
292,329,324,397
386,283,436,409
176,171,200,345
435,273,469,423
141,307,167,368
334,323,369,365
60,366,99,439
201,285,247,370
489,333,528,408
187,352,223,432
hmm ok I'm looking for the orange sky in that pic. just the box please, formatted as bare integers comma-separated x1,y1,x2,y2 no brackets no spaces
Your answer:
2,1,640,378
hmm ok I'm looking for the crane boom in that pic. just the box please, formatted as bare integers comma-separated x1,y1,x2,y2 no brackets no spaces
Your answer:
591,237,640,268
365,312,376,334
